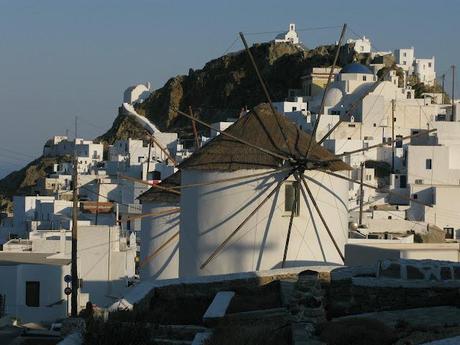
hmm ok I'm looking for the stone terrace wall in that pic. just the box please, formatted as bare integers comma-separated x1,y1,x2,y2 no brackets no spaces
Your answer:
326,259,460,318
326,280,460,318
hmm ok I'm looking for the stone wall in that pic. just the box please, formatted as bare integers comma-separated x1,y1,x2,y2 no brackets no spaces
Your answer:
326,279,460,318
326,259,460,318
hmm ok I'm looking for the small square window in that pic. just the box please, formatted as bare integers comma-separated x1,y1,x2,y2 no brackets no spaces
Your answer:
426,159,432,170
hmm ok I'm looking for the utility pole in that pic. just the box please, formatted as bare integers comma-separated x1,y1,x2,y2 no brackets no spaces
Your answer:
452,65,456,121
441,74,446,104
189,106,200,151
391,99,395,173
146,138,152,180
358,162,364,226
71,116,79,317
95,178,99,226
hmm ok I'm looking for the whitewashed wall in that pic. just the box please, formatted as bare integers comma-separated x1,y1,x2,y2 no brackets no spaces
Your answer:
140,202,180,280
179,168,348,278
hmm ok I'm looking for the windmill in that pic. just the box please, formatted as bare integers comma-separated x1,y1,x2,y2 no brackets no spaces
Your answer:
135,24,434,278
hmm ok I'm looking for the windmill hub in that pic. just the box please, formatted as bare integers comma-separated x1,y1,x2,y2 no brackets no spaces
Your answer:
295,158,332,171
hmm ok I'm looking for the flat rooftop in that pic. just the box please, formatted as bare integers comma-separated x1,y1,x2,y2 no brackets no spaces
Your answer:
0,252,70,266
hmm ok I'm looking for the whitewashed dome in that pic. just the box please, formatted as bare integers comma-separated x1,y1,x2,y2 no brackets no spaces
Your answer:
324,87,343,108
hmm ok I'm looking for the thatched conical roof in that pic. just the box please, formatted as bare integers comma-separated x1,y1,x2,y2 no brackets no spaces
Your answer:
179,103,350,172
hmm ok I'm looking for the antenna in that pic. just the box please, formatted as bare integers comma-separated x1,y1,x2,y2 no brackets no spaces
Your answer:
452,65,456,120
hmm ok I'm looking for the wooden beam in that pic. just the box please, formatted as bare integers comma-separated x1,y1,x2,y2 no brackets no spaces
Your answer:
306,24,347,157
118,174,181,195
298,175,345,262
122,208,180,222
319,170,433,208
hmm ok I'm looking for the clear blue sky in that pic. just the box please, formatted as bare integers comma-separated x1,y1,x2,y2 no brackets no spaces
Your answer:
0,0,458,177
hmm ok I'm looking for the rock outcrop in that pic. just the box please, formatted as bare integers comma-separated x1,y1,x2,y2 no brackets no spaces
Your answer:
99,41,357,144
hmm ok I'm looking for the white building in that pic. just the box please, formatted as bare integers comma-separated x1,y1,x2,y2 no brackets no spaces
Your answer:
274,62,448,212
0,253,70,323
405,123,460,238
347,36,371,54
0,225,136,322
43,136,104,174
394,47,436,86
394,47,415,74
274,23,300,45
108,137,177,179
414,57,436,85
123,82,151,104
0,196,55,240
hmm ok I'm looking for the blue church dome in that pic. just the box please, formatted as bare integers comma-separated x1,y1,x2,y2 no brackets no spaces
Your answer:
340,63,373,74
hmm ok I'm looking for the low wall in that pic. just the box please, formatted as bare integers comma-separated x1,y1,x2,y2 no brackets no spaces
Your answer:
326,259,460,318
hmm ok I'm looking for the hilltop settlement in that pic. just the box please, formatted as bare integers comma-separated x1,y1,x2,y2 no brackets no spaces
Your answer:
1,24,460,344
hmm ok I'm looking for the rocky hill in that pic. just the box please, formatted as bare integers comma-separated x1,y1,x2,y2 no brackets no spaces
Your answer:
0,156,71,212
98,41,357,144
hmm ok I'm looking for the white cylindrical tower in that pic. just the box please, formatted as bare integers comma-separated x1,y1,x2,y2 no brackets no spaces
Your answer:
179,168,348,278
139,174,180,280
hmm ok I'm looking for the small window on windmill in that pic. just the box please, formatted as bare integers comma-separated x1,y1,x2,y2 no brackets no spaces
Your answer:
426,159,432,170
285,181,300,216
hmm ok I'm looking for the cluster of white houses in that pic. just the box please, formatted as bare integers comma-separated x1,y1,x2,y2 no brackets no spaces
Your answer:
277,23,437,85
0,27,459,323
137,60,459,286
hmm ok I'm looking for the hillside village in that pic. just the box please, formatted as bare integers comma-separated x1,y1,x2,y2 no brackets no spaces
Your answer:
1,24,460,344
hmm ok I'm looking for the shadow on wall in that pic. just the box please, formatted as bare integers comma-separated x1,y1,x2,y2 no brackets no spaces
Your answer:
81,278,130,308
344,244,400,266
